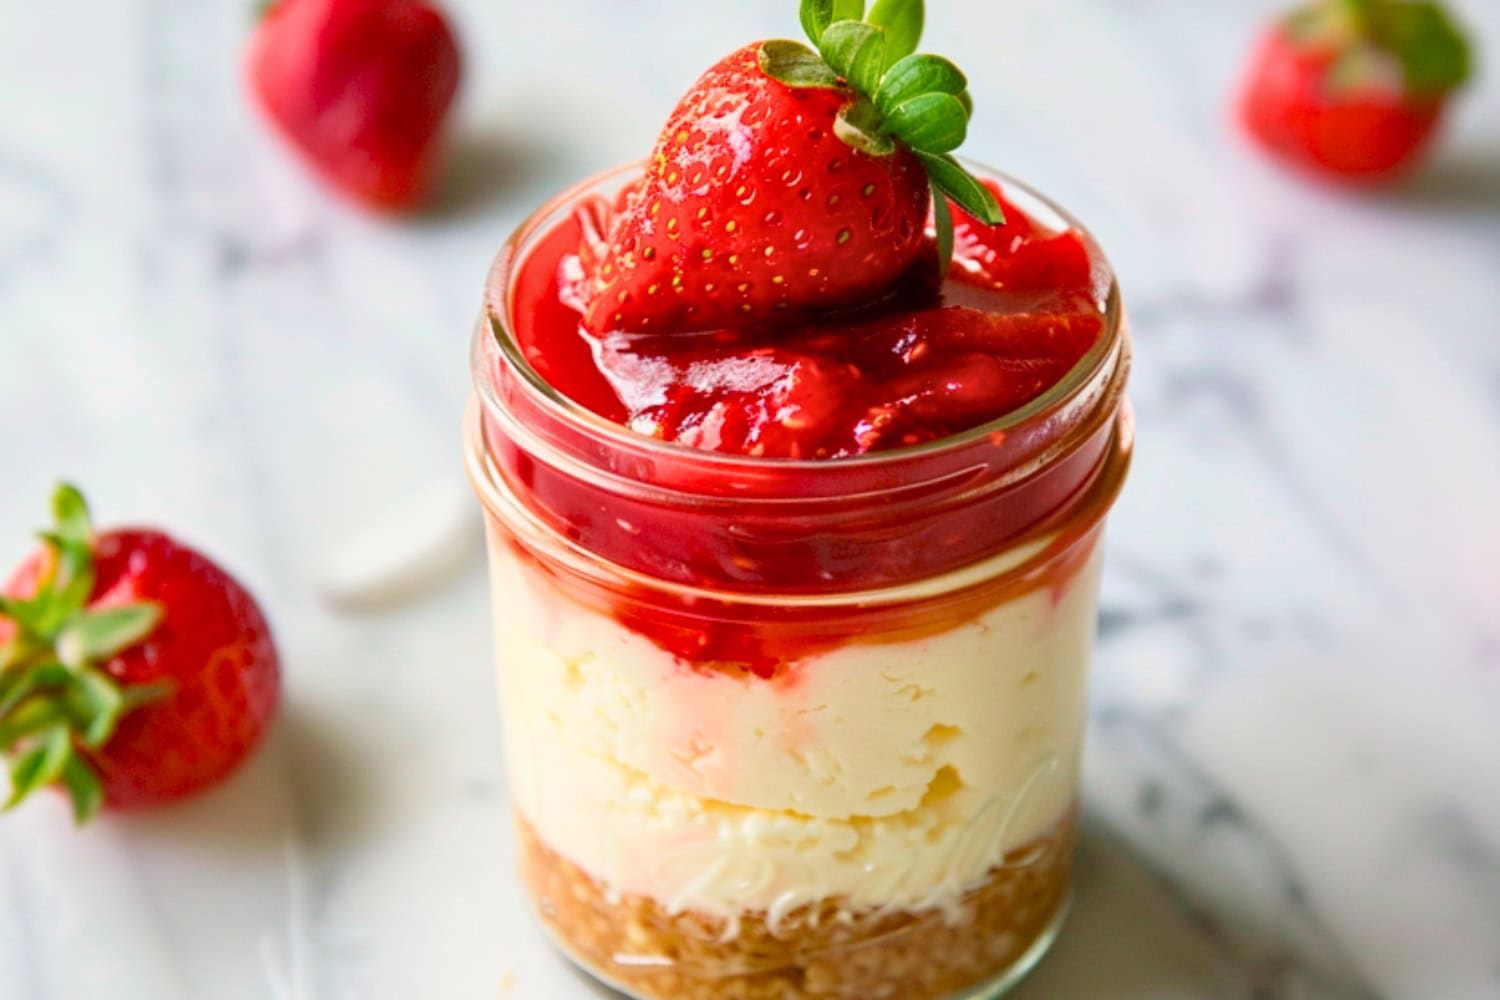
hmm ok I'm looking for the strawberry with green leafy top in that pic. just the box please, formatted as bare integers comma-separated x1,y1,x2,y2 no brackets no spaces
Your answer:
584,0,1001,335
0,486,280,821
1237,0,1472,183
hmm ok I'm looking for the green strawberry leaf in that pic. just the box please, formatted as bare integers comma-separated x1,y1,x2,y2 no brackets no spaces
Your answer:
761,39,844,89
37,536,95,636
800,0,834,45
799,0,871,45
31,664,73,688
819,21,887,95
70,667,127,748
833,0,866,21
1369,1,1471,95
0,668,37,720
5,724,71,809
55,603,162,671
875,53,967,114
60,755,103,825
0,598,38,640
916,151,1003,224
781,0,993,197
0,696,67,751
0,663,67,720
932,187,955,274
868,0,925,69
885,92,969,153
1295,0,1473,96
51,484,92,549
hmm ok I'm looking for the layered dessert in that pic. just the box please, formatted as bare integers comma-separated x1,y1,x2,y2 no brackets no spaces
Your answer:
466,4,1132,998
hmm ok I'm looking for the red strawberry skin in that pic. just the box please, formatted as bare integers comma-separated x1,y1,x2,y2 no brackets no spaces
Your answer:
584,43,932,334
246,0,461,211
2,531,280,810
1237,25,1445,183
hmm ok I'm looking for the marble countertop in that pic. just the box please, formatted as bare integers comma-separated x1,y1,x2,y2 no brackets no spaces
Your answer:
2,1,1498,998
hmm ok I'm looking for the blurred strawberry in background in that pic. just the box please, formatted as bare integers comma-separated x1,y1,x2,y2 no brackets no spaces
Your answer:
0,486,280,821
1236,0,1472,184
246,0,462,211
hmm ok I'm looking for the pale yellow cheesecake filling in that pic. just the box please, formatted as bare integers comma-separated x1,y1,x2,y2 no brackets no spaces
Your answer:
488,526,1102,930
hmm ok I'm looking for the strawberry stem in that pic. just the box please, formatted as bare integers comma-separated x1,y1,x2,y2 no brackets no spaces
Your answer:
835,98,896,155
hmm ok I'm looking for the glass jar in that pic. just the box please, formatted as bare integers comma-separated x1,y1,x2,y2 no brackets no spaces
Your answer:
465,162,1132,1000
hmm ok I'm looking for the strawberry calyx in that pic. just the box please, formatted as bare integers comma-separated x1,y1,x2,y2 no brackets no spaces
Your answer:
0,485,170,823
761,0,1001,267
1285,0,1472,98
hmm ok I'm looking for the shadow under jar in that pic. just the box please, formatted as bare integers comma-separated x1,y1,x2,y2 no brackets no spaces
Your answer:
465,162,1133,1000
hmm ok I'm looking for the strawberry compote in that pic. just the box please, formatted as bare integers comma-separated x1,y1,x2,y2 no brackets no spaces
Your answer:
518,180,1099,460
466,162,1132,1000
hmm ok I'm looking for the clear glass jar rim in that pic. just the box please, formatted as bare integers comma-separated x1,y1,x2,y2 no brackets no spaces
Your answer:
471,158,1123,474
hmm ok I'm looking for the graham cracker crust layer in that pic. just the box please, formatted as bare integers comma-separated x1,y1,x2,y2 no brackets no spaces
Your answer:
518,813,1074,1000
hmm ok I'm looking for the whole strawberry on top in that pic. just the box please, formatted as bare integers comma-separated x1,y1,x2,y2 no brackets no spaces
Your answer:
0,486,280,821
246,0,462,211
1237,0,1472,183
583,0,1001,334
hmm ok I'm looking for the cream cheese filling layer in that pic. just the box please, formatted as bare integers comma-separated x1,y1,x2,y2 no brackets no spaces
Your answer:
488,528,1102,923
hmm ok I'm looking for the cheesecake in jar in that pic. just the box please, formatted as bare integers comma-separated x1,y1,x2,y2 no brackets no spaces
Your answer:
465,6,1132,997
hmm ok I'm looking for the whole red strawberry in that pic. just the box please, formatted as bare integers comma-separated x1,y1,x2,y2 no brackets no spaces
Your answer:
583,0,1001,334
246,0,461,211
0,486,279,820
1237,0,1472,183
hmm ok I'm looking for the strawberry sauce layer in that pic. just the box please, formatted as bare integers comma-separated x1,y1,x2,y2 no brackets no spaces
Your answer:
513,182,1102,460
478,175,1128,633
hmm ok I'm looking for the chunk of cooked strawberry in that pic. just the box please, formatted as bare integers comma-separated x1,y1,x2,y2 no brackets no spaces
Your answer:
586,304,1101,460
949,180,1093,294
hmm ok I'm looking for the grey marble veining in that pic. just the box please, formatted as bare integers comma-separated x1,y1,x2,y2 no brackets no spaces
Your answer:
2,1,1498,998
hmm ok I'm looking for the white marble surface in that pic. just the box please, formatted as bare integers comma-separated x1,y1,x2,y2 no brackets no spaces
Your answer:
2,1,1499,998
